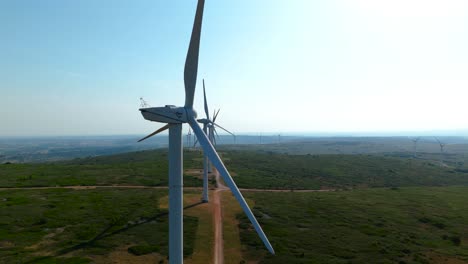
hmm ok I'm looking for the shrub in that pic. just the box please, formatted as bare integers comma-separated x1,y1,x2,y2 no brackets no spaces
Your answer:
128,244,160,256
450,236,461,246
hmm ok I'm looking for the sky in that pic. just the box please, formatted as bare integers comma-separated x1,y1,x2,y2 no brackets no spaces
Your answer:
1,0,468,136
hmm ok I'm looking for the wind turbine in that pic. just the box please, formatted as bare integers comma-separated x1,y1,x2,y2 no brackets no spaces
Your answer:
186,128,192,149
196,79,236,202
434,137,446,165
138,1,274,262
410,137,420,158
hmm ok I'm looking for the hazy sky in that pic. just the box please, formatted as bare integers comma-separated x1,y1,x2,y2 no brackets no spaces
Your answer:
1,0,467,136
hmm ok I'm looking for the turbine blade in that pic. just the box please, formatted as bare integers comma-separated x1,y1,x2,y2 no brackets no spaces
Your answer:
213,123,235,137
184,0,205,108
138,124,171,142
213,127,220,139
213,109,221,122
188,117,275,254
203,79,210,119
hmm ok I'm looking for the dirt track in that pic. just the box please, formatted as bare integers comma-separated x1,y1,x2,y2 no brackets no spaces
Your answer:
213,170,228,264
240,188,337,192
0,186,202,191
0,185,336,192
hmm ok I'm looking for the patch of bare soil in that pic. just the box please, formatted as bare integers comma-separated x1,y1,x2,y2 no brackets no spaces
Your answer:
239,188,337,192
0,241,14,248
185,169,204,177
25,227,66,255
213,169,231,264
213,188,223,264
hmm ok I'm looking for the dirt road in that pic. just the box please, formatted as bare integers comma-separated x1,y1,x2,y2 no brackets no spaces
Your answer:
240,188,337,192
0,186,203,191
213,170,228,264
0,185,336,193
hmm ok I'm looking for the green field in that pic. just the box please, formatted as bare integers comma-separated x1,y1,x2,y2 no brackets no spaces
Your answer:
0,150,203,188
3,148,468,190
3,145,468,263
223,151,468,189
238,187,468,264
0,188,204,263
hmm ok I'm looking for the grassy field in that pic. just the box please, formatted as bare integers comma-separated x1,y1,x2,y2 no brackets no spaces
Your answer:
3,148,468,191
223,151,468,189
0,149,203,188
238,187,468,264
0,188,209,263
3,146,468,263
221,192,244,264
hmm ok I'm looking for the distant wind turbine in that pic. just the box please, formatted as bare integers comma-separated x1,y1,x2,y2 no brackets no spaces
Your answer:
186,128,192,149
410,137,420,158
196,79,236,202
137,1,274,262
434,137,446,165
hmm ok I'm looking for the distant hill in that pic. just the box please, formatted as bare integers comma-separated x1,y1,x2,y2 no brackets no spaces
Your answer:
3,135,468,163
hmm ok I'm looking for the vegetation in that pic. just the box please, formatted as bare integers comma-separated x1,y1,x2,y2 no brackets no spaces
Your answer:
0,188,201,263
237,187,468,264
3,143,468,263
221,137,468,155
0,149,203,187
223,151,468,189
3,147,468,190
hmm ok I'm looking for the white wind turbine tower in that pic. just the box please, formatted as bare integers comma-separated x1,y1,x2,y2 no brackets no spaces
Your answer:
196,79,236,202
137,1,274,262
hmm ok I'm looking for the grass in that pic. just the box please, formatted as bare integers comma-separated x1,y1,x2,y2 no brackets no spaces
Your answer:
221,191,244,264
237,187,468,264
4,148,468,191
183,193,215,264
0,149,203,188
0,188,203,263
223,151,468,189
4,146,468,263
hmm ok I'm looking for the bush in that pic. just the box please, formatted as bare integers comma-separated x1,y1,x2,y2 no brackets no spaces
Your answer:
450,236,461,246
128,244,159,256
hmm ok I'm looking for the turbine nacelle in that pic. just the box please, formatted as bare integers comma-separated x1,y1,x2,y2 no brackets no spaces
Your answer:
197,118,210,124
140,105,197,124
